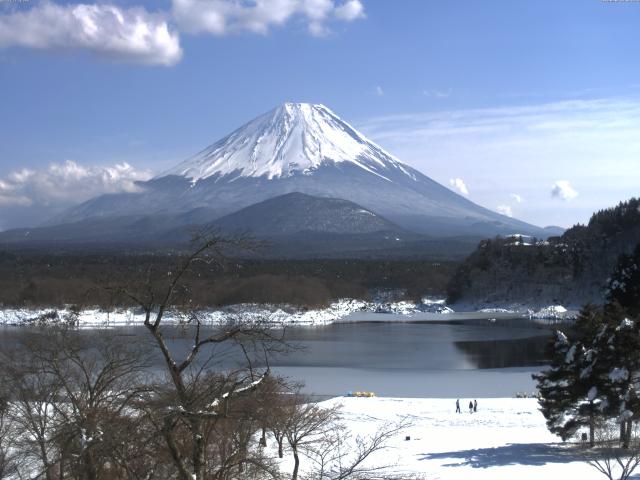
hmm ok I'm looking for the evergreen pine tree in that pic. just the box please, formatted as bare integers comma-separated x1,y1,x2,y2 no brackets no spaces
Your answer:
528,237,640,447
577,320,617,446
534,306,609,446
606,244,640,317
571,303,609,446
592,315,640,448
533,331,585,441
572,303,604,343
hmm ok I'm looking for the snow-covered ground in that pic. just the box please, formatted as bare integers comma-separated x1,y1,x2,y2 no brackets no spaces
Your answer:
305,397,602,480
0,299,577,328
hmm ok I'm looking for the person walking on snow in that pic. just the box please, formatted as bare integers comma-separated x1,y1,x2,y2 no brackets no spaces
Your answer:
469,401,473,413
455,399,461,413
474,399,477,412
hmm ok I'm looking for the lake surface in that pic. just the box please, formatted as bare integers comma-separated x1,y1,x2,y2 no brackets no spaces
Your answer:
271,319,550,397
0,316,553,398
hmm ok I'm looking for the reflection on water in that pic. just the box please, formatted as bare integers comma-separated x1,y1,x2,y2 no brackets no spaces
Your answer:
453,337,549,369
271,321,550,371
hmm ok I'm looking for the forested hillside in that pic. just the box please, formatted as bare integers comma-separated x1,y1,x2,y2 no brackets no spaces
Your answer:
447,198,640,307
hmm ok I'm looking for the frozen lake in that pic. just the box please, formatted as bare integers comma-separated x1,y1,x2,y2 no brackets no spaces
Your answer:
0,316,553,398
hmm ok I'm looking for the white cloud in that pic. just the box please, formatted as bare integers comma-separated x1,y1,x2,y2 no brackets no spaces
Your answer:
172,0,365,37
496,205,513,217
335,0,365,20
449,178,469,195
0,0,365,64
0,160,152,208
375,85,384,96
551,180,578,201
0,2,182,66
510,193,523,203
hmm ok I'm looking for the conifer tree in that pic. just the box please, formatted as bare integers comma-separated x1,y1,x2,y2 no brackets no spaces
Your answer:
572,303,604,343
607,244,640,317
591,315,640,448
537,266,640,447
534,331,585,441
535,306,606,446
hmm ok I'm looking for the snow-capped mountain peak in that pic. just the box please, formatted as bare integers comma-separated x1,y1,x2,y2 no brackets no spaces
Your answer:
162,102,416,183
42,102,548,242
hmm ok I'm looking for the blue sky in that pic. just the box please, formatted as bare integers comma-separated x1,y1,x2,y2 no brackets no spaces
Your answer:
1,0,639,230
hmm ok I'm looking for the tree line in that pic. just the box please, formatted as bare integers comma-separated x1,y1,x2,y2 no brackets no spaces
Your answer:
0,251,455,309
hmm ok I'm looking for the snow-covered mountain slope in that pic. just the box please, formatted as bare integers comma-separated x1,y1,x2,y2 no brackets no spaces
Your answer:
162,102,416,183
50,102,547,238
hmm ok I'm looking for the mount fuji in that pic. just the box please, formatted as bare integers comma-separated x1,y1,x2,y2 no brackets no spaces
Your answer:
2,103,549,255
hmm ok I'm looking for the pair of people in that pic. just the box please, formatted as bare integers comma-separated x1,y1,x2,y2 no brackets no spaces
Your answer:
455,399,477,413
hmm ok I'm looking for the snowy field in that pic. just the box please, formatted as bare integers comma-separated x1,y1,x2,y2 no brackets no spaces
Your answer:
312,397,607,480
0,299,576,328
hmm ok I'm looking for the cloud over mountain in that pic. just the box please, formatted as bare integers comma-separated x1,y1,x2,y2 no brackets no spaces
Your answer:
496,205,513,217
449,178,469,195
0,160,152,208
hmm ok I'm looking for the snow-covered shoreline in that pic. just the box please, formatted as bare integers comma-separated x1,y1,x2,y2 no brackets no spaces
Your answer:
0,299,372,328
0,299,577,328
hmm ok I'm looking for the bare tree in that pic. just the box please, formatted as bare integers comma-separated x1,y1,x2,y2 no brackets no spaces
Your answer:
303,419,409,480
263,377,302,459
1,337,64,480
264,381,409,480
584,420,640,480
114,232,285,480
203,391,281,480
0,392,18,480
0,328,154,480
283,397,338,480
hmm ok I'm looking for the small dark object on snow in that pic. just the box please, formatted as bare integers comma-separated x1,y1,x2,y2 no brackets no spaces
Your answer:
474,399,477,412
405,436,411,441
581,432,588,442
469,401,473,413
455,399,461,413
